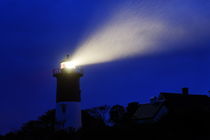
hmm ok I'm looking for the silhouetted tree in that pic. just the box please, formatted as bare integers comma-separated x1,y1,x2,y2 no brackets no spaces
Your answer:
21,109,55,132
15,110,56,140
86,105,110,124
109,105,125,124
126,102,140,114
38,109,55,128
82,110,105,128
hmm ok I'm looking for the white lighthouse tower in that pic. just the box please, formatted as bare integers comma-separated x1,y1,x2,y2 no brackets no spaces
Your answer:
53,55,83,130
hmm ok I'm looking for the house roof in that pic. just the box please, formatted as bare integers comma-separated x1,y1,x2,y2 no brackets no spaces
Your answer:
133,93,210,120
160,93,210,113
133,103,163,120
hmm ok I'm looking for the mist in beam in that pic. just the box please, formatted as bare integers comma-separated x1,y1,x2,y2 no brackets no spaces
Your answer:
72,0,210,66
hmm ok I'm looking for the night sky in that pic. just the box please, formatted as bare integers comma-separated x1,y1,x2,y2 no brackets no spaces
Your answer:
0,0,210,134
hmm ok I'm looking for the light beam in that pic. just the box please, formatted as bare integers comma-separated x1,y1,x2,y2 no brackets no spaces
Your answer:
70,0,210,66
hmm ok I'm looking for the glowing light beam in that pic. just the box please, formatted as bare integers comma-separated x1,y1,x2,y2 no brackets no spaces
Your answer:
70,0,210,66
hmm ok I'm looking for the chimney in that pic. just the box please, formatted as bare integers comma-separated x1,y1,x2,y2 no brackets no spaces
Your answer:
182,88,189,95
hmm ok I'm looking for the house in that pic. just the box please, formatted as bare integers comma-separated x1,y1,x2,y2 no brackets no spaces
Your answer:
133,88,210,123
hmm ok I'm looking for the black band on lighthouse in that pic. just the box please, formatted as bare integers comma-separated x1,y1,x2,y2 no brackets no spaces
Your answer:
54,72,83,102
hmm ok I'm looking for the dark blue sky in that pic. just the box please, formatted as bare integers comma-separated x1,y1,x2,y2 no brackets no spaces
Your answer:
0,0,210,134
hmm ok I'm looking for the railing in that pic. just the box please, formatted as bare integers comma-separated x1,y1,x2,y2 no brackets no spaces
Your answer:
53,68,61,75
53,67,84,75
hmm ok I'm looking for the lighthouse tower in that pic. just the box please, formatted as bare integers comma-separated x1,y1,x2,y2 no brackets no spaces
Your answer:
53,55,83,130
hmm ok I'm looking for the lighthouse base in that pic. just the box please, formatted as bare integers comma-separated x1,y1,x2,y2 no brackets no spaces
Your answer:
55,102,82,130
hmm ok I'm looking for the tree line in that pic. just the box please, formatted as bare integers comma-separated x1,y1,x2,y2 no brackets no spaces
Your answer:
1,102,210,140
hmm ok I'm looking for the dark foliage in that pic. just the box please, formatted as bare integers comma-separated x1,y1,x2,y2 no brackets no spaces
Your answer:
2,104,210,140
123,102,140,121
85,105,110,123
109,105,125,124
126,102,140,115
82,110,105,128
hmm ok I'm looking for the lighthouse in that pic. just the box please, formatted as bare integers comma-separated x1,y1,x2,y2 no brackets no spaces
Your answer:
53,55,83,130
